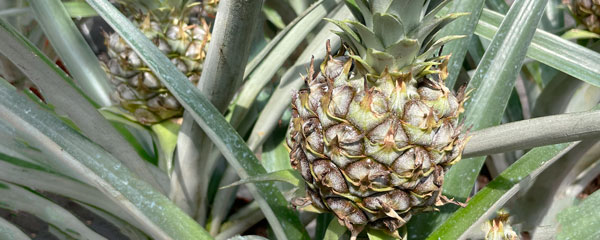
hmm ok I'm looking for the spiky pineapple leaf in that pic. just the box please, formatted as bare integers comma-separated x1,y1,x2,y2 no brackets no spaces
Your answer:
63,1,98,18
29,0,112,107
557,182,600,239
0,181,105,239
427,142,576,239
462,110,600,157
437,0,485,89
447,0,549,200
220,169,303,189
0,79,211,240
232,0,343,133
409,0,549,238
0,153,145,231
367,229,400,240
0,18,165,192
150,121,179,173
561,29,600,40
246,7,351,151
476,8,600,87
84,1,309,239
324,218,347,240
0,216,29,240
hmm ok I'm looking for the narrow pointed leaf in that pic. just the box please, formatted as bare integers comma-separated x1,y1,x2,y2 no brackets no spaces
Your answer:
324,218,347,240
0,181,107,239
476,8,600,87
557,189,600,239
0,79,211,240
84,1,309,238
409,0,550,237
232,0,342,129
427,142,577,239
0,18,166,193
438,0,485,89
463,110,600,157
220,169,302,189
29,0,113,107
445,0,549,202
0,217,30,240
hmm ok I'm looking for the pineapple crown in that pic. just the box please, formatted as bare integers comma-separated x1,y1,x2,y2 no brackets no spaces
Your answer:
114,0,203,20
327,0,467,74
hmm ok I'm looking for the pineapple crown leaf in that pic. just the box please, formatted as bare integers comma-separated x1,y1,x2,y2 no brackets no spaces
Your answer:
336,0,465,73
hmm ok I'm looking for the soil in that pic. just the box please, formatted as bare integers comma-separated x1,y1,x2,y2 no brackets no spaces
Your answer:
578,173,600,199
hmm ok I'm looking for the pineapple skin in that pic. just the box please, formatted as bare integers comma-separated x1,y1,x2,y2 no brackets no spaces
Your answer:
102,5,210,125
569,0,600,34
286,0,468,237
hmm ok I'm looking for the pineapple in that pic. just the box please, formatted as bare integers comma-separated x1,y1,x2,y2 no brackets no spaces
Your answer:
286,0,468,237
567,0,600,34
482,210,520,240
102,0,213,125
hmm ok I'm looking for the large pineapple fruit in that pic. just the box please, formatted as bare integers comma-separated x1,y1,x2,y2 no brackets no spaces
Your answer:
102,0,212,125
286,0,468,237
567,0,600,34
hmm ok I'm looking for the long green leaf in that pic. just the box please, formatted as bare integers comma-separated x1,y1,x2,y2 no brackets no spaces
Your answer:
463,109,600,157
323,218,347,240
29,0,113,107
439,0,485,89
208,7,349,235
231,0,342,129
0,79,211,240
0,181,106,239
557,181,600,239
246,7,350,151
170,0,277,223
446,0,548,202
0,18,166,193
0,153,151,232
476,8,600,87
427,142,576,239
409,0,549,237
0,216,30,240
84,1,309,239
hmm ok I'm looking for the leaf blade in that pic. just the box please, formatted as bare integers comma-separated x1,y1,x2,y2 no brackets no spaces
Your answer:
84,0,309,238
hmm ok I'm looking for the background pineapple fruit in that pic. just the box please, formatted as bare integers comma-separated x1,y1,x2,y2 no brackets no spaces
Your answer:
286,0,468,238
102,0,212,125
567,0,600,34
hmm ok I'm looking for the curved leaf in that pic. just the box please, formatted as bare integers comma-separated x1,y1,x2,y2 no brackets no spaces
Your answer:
445,0,549,203
0,217,30,240
410,0,550,237
246,7,350,150
427,142,576,239
84,1,309,239
439,0,485,89
463,109,600,158
557,185,600,239
29,0,113,107
220,169,302,189
476,8,600,87
0,18,166,193
0,181,106,239
0,79,211,240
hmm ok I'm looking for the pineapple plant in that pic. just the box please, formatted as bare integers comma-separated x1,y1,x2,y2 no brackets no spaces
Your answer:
286,0,468,237
3,0,600,239
566,0,600,34
102,0,213,125
482,210,520,240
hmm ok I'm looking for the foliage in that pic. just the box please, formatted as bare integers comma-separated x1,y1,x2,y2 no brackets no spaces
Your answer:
1,0,600,239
